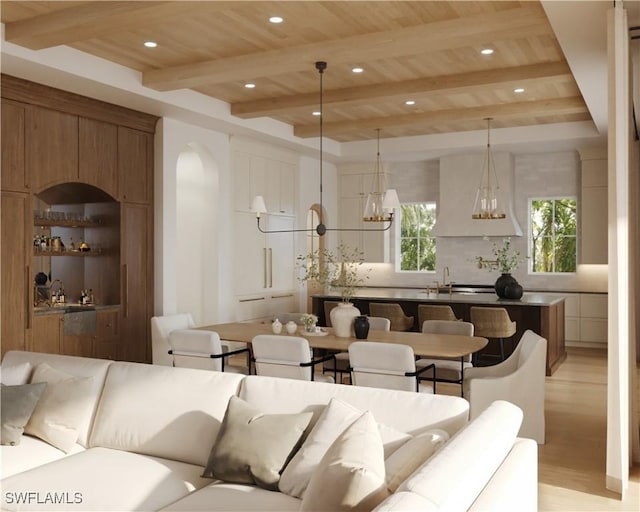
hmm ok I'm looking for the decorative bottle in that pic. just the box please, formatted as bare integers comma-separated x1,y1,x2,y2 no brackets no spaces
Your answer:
354,316,370,339
271,318,282,334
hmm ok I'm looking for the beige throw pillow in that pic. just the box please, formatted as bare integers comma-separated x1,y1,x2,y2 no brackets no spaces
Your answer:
202,396,312,490
1,382,46,445
301,411,389,512
384,430,449,492
1,362,32,385
25,363,94,453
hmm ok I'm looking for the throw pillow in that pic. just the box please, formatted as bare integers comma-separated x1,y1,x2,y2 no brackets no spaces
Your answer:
384,429,449,492
1,382,46,445
25,363,94,453
280,397,411,499
202,396,312,490
1,362,32,385
300,411,389,512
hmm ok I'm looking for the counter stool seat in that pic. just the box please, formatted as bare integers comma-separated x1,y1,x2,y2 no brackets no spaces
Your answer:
368,303,414,331
418,305,459,327
470,307,516,362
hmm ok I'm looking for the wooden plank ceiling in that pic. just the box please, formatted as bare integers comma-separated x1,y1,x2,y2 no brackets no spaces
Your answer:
1,0,591,142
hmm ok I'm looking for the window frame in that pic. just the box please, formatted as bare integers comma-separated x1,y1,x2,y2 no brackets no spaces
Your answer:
528,195,578,275
394,201,437,273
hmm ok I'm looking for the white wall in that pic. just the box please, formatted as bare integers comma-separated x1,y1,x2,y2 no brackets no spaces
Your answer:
154,117,234,323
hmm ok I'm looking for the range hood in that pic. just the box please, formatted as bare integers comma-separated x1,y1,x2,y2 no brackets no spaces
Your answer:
431,153,523,237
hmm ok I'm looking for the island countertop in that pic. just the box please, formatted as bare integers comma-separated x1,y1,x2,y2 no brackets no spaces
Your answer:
312,287,564,306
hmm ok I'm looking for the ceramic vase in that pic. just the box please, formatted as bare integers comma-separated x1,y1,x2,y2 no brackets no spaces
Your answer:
504,282,524,300
354,316,370,339
330,302,360,338
495,273,519,299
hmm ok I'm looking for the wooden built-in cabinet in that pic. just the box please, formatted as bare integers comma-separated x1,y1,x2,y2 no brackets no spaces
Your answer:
0,74,157,362
1,99,28,192
1,191,30,353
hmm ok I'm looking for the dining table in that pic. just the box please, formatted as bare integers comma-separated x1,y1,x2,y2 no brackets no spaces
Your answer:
198,321,488,360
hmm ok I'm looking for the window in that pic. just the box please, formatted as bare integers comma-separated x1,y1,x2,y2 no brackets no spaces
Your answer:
530,197,577,273
398,203,437,271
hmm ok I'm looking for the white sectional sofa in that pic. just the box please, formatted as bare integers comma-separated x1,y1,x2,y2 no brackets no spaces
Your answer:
0,351,537,511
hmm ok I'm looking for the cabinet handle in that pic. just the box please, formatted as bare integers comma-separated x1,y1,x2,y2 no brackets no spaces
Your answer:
25,265,31,329
239,297,266,303
271,293,294,299
269,248,273,288
123,264,129,318
263,248,268,288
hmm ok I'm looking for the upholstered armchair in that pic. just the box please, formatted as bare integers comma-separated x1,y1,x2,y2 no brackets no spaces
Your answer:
463,329,547,444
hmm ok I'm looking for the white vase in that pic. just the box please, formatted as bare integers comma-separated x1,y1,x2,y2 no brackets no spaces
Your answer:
330,302,360,338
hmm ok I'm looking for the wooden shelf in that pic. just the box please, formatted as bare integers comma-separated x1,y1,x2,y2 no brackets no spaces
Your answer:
33,249,103,257
33,218,101,228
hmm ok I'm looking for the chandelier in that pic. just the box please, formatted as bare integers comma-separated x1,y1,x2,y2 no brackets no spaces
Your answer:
363,128,400,222
472,117,506,220
252,61,398,236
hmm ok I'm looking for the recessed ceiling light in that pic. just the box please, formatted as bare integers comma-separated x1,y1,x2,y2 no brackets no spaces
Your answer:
244,83,256,89
352,67,364,73
144,41,158,48
480,48,494,55
405,100,416,106
513,87,525,93
269,16,283,23
312,111,321,116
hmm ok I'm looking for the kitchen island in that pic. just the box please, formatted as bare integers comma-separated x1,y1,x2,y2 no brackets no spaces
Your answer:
312,288,565,375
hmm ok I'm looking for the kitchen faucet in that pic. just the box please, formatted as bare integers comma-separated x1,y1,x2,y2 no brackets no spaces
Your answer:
442,266,450,286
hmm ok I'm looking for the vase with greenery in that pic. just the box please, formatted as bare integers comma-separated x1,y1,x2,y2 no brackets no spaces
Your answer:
297,244,370,336
475,237,525,299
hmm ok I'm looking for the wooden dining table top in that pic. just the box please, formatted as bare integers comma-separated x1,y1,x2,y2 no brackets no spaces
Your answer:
198,322,488,359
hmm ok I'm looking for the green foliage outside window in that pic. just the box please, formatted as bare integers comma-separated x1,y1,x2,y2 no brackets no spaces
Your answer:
530,198,577,273
399,203,436,271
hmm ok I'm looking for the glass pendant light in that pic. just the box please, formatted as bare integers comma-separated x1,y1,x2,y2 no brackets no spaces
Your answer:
472,118,506,220
363,129,400,222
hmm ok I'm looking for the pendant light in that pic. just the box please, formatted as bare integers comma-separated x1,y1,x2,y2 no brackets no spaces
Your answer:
472,117,506,220
363,129,400,222
252,61,397,235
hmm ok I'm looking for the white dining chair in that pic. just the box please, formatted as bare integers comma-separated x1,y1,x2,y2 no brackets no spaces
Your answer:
348,341,434,393
251,335,336,383
168,329,249,374
415,319,475,396
151,314,195,366
322,316,391,384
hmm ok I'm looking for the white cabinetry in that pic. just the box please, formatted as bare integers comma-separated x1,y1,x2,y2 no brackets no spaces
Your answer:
562,292,607,347
337,171,387,262
233,212,296,321
232,150,295,215
579,150,607,264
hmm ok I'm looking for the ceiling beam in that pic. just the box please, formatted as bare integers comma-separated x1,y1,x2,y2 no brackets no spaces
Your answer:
142,6,549,91
293,97,589,138
231,62,573,118
4,1,236,50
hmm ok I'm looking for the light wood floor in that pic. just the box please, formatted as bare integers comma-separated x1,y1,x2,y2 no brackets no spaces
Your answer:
438,347,640,511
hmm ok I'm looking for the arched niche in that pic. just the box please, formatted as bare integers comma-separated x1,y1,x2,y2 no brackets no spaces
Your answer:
33,183,120,306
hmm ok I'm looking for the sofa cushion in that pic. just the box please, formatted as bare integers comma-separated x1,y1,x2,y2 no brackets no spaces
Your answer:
239,375,469,437
397,400,523,511
300,411,389,512
384,430,449,493
1,382,46,446
25,363,94,452
373,491,437,511
89,362,244,467
280,397,411,499
0,435,84,479
0,361,32,385
202,396,312,490
161,483,301,511
1,351,112,447
0,447,209,511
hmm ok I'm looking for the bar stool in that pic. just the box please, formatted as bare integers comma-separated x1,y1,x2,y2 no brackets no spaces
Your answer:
323,301,341,327
470,307,516,362
417,305,459,329
368,303,414,331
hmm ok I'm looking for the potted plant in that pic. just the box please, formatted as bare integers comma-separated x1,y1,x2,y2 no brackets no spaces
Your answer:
475,237,525,299
296,243,370,336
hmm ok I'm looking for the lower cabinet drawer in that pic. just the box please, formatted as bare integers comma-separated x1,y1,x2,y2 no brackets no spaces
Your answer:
579,318,607,343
